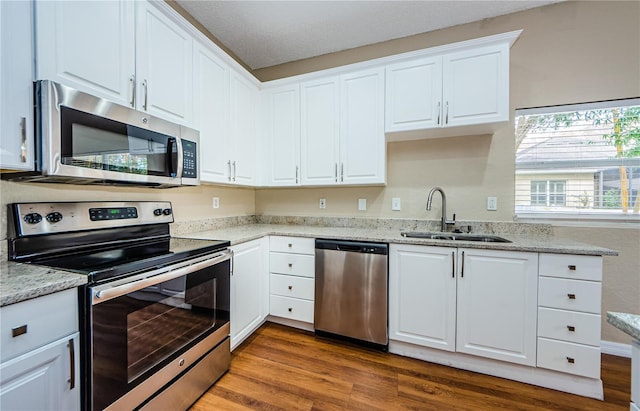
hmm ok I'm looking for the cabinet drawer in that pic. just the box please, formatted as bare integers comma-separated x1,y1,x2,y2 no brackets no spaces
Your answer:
539,254,602,282
270,274,314,300
1,289,78,362
269,295,314,323
538,277,601,314
537,337,600,379
270,253,315,277
270,236,315,255
537,307,601,346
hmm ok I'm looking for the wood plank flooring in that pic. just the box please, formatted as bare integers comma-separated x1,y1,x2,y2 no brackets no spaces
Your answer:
190,323,631,410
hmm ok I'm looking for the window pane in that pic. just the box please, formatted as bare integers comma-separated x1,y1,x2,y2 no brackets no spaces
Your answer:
515,100,640,218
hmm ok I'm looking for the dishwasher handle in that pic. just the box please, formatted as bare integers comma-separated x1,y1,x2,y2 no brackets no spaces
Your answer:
315,239,388,255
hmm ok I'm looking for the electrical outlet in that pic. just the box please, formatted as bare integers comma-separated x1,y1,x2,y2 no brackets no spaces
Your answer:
358,198,367,211
212,197,219,209
487,196,497,211
319,198,326,209
392,197,401,211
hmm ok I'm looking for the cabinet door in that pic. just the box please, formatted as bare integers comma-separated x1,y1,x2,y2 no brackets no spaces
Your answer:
456,248,538,366
385,57,443,132
300,77,340,185
442,43,509,127
35,1,135,107
136,2,193,125
193,42,231,184
389,244,457,351
0,0,34,170
263,85,300,186
340,68,386,185
0,334,80,411
230,238,267,350
230,73,258,185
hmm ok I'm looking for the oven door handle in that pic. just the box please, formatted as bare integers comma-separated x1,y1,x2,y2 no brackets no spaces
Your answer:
92,249,233,305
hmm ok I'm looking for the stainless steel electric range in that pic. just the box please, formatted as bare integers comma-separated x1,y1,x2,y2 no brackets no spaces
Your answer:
7,201,232,411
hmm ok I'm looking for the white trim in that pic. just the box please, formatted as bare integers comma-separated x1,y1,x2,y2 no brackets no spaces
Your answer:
517,97,640,116
389,339,604,400
601,340,633,358
266,316,315,332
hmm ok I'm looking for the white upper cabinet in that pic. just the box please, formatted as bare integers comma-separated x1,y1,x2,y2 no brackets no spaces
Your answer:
0,0,34,170
300,77,341,185
135,2,193,125
35,1,135,108
35,1,193,126
263,84,301,186
340,68,386,185
229,72,258,186
193,42,231,184
385,56,443,132
385,42,511,136
299,68,385,186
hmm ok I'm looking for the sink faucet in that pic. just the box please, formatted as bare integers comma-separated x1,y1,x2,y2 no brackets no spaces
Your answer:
426,187,456,232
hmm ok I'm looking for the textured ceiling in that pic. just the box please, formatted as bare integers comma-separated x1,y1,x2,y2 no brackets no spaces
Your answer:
176,1,561,70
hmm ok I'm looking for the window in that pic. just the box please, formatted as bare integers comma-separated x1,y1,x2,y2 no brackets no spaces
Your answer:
515,98,640,221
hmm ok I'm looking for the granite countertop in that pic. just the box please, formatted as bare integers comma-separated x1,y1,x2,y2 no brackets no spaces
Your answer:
607,312,640,341
180,223,618,256
0,259,87,307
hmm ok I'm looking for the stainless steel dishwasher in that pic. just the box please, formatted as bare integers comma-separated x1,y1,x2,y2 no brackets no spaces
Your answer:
314,239,388,350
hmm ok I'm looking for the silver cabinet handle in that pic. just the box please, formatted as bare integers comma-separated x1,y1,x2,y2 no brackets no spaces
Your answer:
566,357,575,364
568,265,577,271
295,165,299,184
67,338,76,390
445,101,449,124
19,117,27,162
461,251,465,278
334,163,338,182
567,293,576,300
451,251,455,278
129,75,136,107
437,101,441,125
232,161,237,181
142,79,148,111
340,163,344,182
567,325,576,332
227,160,232,181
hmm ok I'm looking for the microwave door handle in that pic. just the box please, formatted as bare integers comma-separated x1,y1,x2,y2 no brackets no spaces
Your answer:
167,138,178,177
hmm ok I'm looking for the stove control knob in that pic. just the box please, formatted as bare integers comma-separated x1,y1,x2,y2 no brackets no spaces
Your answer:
162,208,172,216
153,208,163,216
46,212,63,223
24,213,43,224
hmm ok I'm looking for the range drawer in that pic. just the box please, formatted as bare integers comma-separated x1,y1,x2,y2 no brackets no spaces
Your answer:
539,253,602,282
269,295,314,323
270,252,315,277
537,337,601,379
270,236,315,255
538,307,601,346
538,277,601,314
270,274,314,300
0,289,78,362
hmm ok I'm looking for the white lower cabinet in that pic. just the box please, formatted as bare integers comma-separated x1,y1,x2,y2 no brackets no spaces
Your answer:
230,238,268,350
390,244,538,366
0,289,80,411
268,236,315,327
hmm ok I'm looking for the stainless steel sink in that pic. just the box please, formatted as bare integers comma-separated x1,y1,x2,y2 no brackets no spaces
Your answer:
400,231,512,243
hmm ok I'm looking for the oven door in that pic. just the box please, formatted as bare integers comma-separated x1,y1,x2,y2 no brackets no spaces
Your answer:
87,250,231,411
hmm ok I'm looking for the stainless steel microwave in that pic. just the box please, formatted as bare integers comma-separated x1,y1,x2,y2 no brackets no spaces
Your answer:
4,80,199,188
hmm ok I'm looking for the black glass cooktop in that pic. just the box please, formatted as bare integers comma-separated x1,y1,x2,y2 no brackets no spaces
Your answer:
33,236,229,284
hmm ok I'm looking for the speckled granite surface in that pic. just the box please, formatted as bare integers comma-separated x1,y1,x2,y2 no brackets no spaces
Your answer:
177,222,618,256
0,259,86,307
607,312,640,340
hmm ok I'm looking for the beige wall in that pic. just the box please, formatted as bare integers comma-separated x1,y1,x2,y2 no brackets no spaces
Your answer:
255,1,640,343
0,181,255,239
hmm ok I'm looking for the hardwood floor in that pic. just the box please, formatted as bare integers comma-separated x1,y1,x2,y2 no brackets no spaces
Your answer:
190,323,632,410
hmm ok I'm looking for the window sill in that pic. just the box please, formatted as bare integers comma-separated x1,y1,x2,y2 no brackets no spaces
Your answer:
515,212,640,228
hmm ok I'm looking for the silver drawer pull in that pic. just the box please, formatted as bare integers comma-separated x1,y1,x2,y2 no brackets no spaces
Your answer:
568,265,577,271
12,324,27,337
288,308,292,312
566,357,575,364
567,293,576,300
288,285,293,290
567,325,576,332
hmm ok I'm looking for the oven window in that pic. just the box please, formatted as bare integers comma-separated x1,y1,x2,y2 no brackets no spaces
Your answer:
91,261,230,410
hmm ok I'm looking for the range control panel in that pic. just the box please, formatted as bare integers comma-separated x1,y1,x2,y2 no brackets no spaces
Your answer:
9,201,174,237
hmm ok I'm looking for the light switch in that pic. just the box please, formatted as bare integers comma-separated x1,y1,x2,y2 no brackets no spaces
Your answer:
358,198,367,211
392,197,401,211
487,197,497,211
319,198,326,209
212,197,219,209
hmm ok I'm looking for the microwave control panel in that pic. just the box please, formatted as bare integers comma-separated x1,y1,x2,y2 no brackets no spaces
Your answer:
182,140,197,179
